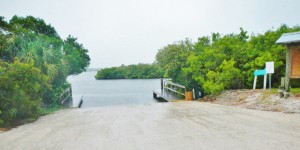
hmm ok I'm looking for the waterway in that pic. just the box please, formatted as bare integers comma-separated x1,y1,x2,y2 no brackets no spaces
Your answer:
67,71,161,107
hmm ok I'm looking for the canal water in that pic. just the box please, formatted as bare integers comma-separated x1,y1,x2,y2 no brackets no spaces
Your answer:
67,71,161,107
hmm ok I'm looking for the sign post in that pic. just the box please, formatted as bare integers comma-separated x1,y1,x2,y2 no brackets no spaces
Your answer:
253,69,266,89
265,62,274,90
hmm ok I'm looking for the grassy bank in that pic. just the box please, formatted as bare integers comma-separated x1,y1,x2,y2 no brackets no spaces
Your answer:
0,106,65,130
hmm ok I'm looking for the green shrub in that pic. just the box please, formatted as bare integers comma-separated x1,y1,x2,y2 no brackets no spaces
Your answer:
0,60,50,126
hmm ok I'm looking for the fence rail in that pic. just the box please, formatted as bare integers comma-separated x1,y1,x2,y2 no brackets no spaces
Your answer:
164,80,186,96
60,87,73,107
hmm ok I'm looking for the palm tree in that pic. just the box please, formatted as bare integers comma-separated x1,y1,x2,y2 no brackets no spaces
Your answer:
15,33,66,82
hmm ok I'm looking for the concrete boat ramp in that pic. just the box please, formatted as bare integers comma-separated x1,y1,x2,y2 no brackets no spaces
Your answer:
1,102,300,150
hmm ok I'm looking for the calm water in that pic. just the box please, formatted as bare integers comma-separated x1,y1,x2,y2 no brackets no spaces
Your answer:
67,71,161,107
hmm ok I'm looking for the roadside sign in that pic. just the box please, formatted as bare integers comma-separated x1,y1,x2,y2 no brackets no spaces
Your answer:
266,62,274,74
254,69,266,76
253,69,267,90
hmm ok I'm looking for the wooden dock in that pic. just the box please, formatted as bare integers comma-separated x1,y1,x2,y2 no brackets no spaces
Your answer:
152,89,183,102
153,80,185,102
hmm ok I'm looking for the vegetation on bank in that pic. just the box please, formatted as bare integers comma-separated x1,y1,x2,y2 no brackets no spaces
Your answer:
0,16,90,127
95,25,300,96
155,25,300,95
95,64,164,79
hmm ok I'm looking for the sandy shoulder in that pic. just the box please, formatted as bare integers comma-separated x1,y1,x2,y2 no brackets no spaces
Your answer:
203,89,300,113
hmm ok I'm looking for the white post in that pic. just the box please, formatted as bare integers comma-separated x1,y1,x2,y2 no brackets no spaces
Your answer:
192,89,195,99
266,62,274,90
253,76,257,89
263,74,267,90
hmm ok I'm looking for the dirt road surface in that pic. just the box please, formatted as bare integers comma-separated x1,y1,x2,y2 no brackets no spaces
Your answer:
0,102,300,150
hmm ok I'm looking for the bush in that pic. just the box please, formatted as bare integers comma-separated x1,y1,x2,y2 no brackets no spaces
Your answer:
0,60,50,126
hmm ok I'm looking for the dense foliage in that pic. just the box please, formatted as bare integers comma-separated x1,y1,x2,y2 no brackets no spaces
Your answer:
0,60,49,125
155,25,300,95
0,16,90,126
95,64,164,79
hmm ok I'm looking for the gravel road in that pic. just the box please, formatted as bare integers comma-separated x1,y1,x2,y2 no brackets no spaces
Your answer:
0,102,300,150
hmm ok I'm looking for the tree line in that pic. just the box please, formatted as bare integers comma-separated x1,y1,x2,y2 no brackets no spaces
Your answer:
95,64,164,79
95,25,300,96
0,16,90,127
155,25,300,95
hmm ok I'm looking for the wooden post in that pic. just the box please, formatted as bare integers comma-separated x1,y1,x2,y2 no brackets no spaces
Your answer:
281,77,285,87
253,76,257,89
160,78,163,90
285,47,291,98
78,97,83,108
284,77,290,99
269,74,271,90
153,92,157,99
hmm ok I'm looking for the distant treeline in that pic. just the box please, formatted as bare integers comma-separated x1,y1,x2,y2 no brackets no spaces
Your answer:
95,64,164,79
0,16,90,127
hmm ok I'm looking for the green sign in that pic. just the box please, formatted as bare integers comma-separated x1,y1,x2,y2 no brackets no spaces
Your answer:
254,69,266,76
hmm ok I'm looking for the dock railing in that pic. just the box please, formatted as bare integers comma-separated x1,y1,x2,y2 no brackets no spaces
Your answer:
163,80,186,97
60,87,73,107
153,80,187,101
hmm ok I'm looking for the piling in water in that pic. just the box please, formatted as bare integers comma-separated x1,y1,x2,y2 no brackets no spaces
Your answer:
78,98,83,108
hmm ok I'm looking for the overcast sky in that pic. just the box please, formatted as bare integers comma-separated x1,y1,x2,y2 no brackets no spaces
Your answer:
1,0,300,68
